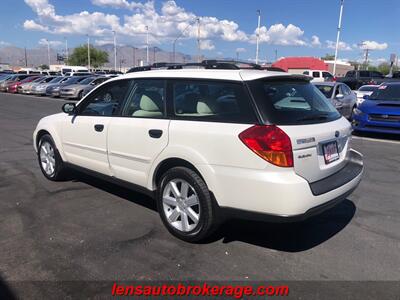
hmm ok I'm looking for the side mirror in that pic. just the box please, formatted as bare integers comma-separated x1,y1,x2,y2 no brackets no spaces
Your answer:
363,94,369,100
62,102,76,114
336,93,344,100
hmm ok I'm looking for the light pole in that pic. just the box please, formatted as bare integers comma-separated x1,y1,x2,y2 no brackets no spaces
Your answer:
172,22,192,63
255,10,261,65
145,26,149,65
196,18,201,63
64,37,68,65
132,47,137,67
112,30,117,71
333,0,344,76
86,34,91,71
46,39,50,67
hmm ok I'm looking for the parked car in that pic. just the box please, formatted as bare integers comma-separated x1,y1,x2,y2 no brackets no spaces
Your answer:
354,85,379,106
303,70,335,82
33,68,363,241
60,76,108,100
6,75,42,93
18,76,53,94
46,76,90,97
336,70,400,90
32,76,69,96
0,74,36,92
314,82,357,119
353,82,400,135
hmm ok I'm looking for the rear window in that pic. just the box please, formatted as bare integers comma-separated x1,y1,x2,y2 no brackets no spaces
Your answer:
322,72,333,78
172,80,257,123
315,84,334,98
370,85,400,101
312,72,320,78
248,80,341,125
359,71,370,77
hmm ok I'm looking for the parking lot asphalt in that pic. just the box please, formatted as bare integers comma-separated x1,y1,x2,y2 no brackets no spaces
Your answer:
0,93,399,297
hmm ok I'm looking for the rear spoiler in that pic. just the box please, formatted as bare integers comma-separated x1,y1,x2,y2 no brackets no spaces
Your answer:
256,74,312,82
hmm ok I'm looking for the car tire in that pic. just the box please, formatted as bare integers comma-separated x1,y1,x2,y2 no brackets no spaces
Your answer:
37,134,67,181
157,167,219,242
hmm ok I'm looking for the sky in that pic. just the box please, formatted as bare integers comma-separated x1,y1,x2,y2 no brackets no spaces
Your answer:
0,0,398,64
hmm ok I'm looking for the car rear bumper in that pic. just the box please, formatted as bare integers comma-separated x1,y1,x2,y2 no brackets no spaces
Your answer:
203,149,363,218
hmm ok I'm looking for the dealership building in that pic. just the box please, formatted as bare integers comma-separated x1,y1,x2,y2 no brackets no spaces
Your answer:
272,56,354,77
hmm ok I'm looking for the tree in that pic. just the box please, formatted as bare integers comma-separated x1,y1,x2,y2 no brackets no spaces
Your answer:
321,54,335,61
68,45,108,68
38,64,49,70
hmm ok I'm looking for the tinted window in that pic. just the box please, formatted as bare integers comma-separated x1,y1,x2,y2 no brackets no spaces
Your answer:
121,80,165,118
371,71,383,78
322,72,333,78
303,71,309,75
370,85,400,101
63,77,87,84
79,77,96,85
346,71,355,77
249,80,340,125
312,72,320,78
78,80,132,116
359,71,370,77
315,85,334,98
172,80,257,123
49,77,65,83
340,84,352,95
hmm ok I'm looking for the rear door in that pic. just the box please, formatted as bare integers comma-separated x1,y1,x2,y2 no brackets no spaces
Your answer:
107,79,169,188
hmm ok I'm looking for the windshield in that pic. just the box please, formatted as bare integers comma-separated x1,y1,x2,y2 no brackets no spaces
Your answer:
79,77,95,85
248,79,341,125
49,77,65,83
369,85,400,101
358,86,378,92
64,77,86,84
315,84,334,98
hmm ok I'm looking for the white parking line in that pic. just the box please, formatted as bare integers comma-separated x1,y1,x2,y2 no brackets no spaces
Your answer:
352,135,400,145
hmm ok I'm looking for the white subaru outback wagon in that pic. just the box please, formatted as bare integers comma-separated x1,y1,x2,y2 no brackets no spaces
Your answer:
33,67,363,242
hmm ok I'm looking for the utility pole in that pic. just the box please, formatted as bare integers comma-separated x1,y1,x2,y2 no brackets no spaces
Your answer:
236,50,239,62
145,26,149,65
24,47,28,67
275,49,278,62
197,18,201,63
255,9,261,65
64,37,68,65
172,22,192,63
112,31,117,71
46,39,50,68
86,35,91,71
153,47,156,64
333,0,344,76
132,47,136,67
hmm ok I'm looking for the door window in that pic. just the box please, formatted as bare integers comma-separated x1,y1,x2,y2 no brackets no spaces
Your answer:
121,80,166,118
172,80,257,123
312,71,320,78
78,79,132,116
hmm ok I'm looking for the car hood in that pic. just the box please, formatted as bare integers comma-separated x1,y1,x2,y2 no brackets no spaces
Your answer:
359,99,400,115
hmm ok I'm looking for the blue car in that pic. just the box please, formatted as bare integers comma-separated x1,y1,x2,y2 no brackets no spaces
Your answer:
353,82,400,134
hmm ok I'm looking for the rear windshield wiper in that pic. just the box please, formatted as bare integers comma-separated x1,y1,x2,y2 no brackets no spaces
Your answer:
296,114,329,122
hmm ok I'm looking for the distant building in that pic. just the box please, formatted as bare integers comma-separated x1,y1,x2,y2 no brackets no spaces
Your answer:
0,63,10,71
324,60,354,77
272,56,354,76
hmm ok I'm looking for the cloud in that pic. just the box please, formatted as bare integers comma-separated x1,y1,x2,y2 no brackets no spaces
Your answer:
359,40,388,51
251,24,307,46
38,38,62,47
23,20,49,31
199,39,215,50
236,47,246,53
311,35,321,47
326,40,352,51
92,0,145,10
0,41,11,47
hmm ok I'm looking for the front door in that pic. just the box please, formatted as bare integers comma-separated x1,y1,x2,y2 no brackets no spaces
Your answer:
62,79,133,175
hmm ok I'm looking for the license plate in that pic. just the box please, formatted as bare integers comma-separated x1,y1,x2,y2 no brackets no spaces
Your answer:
322,141,339,164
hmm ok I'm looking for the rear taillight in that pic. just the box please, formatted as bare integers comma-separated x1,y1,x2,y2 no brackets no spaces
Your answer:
239,125,293,167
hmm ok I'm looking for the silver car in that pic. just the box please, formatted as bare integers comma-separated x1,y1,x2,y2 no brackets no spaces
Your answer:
60,76,108,100
314,82,357,119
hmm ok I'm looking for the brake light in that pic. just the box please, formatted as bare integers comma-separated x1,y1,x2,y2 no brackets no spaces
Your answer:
239,125,293,167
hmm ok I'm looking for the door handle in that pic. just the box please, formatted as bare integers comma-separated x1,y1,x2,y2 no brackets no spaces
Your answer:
94,124,104,132
148,129,163,139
